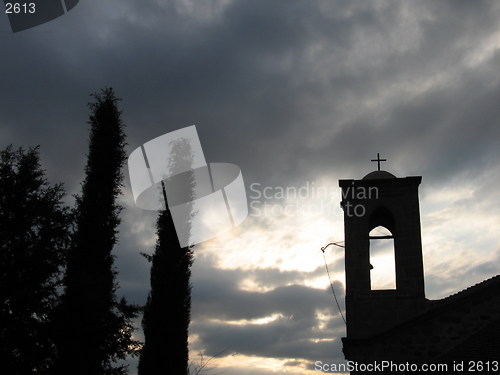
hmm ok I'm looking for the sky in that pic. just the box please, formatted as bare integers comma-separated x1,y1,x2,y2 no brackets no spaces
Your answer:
1,0,500,374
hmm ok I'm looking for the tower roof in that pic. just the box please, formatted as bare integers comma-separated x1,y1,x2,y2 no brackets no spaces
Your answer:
362,170,396,180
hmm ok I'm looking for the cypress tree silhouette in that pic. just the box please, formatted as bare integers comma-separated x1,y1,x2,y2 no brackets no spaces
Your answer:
138,208,193,375
55,88,139,375
0,146,70,375
138,137,196,375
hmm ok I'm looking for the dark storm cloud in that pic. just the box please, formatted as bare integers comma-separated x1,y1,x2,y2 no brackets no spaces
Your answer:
193,318,344,362
190,253,345,361
2,0,499,189
192,254,344,320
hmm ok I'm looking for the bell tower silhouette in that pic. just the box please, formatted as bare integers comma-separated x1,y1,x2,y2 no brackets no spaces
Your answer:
339,155,427,339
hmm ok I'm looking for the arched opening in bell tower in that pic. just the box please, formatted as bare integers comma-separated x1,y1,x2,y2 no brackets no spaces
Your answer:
369,225,396,290
368,207,396,290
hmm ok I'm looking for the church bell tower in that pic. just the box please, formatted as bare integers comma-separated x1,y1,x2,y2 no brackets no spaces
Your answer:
339,155,427,340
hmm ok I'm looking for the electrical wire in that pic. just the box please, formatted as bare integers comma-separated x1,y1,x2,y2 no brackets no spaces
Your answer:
321,242,346,325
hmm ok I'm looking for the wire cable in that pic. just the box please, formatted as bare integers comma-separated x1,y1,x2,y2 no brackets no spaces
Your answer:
321,242,346,325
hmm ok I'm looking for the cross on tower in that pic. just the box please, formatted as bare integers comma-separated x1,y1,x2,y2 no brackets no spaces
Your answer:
371,153,387,171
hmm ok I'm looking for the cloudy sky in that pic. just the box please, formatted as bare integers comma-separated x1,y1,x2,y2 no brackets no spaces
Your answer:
1,0,500,373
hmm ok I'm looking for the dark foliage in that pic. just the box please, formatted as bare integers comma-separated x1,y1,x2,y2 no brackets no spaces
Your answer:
138,208,193,375
55,88,140,375
0,146,71,375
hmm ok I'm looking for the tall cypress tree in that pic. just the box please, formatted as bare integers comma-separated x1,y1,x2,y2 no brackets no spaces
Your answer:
0,146,70,375
55,88,139,375
138,208,193,375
